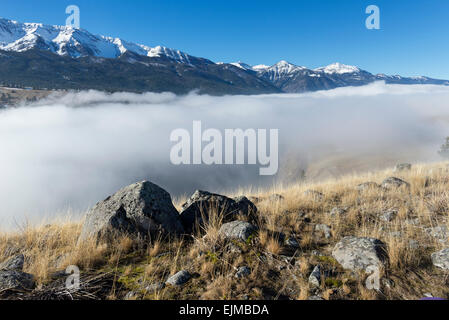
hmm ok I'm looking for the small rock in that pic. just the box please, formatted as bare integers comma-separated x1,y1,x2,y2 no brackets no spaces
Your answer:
332,236,387,272
0,270,35,291
311,250,325,257
356,182,380,192
166,270,191,286
124,291,138,300
389,231,403,238
235,266,251,279
329,207,347,217
405,218,420,226
315,224,332,239
382,278,394,289
145,282,165,294
394,163,412,172
308,265,321,288
409,240,420,249
425,225,448,243
285,237,300,248
0,254,24,271
381,177,410,190
378,210,398,222
308,295,324,300
431,248,449,270
219,221,257,242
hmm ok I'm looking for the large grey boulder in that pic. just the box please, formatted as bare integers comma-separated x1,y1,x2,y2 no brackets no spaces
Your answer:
219,221,257,242
0,254,24,271
332,236,387,272
79,181,184,242
381,177,410,190
431,248,449,270
179,190,257,233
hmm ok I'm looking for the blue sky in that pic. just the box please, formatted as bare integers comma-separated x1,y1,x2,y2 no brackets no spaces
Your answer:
1,0,448,78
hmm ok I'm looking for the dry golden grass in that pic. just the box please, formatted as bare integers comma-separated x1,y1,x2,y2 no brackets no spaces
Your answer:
1,161,449,300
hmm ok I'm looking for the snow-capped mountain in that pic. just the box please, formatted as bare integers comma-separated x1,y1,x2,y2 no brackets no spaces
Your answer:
0,18,198,64
314,62,360,75
0,17,448,95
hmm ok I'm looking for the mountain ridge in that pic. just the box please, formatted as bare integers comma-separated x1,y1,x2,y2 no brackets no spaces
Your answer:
0,17,448,95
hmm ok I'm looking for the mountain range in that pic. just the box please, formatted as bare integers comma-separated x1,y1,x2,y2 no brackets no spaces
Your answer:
0,17,448,95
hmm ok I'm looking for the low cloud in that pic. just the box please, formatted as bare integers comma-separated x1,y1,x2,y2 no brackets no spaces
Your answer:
1,82,449,227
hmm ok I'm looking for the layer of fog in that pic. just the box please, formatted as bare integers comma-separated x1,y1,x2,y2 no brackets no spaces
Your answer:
1,81,449,228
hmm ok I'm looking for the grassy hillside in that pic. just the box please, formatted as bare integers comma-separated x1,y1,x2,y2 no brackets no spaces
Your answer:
1,161,449,300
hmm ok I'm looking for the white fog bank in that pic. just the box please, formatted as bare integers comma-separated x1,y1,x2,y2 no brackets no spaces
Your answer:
1,82,449,227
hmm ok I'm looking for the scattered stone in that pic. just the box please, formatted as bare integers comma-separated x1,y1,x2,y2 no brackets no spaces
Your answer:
394,163,412,172
311,250,325,257
235,266,251,279
329,207,347,217
425,225,449,243
408,240,420,249
179,190,257,233
356,182,380,192
78,181,184,242
381,177,410,190
315,224,332,239
332,236,387,272
145,282,165,294
0,254,24,271
308,295,324,300
285,237,300,248
304,190,324,200
166,270,191,286
219,221,257,242
431,248,449,270
382,278,394,289
405,218,420,226
389,231,403,238
378,210,398,222
308,265,321,288
0,270,35,291
124,291,138,300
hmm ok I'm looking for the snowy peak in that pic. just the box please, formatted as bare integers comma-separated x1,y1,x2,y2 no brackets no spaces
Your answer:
0,17,195,64
255,60,309,82
270,60,307,73
315,62,360,75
